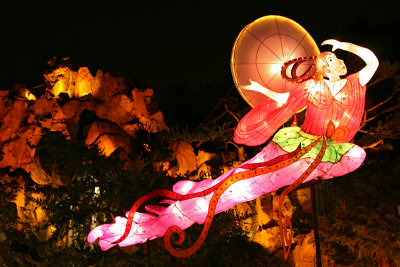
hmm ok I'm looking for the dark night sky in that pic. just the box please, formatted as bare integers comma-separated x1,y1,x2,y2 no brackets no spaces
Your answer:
2,1,399,94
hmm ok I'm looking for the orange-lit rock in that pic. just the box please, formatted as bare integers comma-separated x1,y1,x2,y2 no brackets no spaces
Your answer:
44,65,74,97
0,60,177,257
196,150,217,168
0,98,28,143
131,88,150,120
85,120,133,157
272,192,296,221
1,62,168,185
195,163,212,180
43,61,166,135
234,201,253,232
0,125,42,172
75,67,100,97
251,225,282,252
6,174,43,223
149,111,167,130
30,92,56,116
295,187,312,214
97,93,138,125
234,190,318,260
121,123,142,136
9,176,55,242
26,111,37,125
30,157,54,185
235,194,283,251
292,232,317,267
44,61,122,100
190,150,217,180
101,72,126,100
30,157,68,187
20,88,36,101
52,99,88,137
138,88,168,132
0,90,9,99
38,117,70,138
53,100,80,121
169,140,197,176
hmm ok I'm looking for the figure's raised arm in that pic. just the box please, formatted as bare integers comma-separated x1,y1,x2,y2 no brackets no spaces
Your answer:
322,39,379,86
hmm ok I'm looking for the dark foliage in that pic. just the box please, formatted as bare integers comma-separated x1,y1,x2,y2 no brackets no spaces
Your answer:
318,153,400,264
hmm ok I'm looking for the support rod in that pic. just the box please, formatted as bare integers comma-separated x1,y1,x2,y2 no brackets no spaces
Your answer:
311,184,322,267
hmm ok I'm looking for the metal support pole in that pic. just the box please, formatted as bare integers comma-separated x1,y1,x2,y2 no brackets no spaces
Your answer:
147,243,151,267
311,184,322,267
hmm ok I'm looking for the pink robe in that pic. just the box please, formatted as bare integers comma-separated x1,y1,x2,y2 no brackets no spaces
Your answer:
234,73,366,145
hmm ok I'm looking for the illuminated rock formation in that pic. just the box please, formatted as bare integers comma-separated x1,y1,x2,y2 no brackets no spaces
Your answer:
85,120,133,157
0,62,167,178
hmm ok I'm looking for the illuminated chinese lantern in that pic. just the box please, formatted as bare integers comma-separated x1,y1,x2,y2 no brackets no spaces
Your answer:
88,15,378,260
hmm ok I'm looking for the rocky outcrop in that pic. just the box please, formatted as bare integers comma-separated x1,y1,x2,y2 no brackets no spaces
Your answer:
0,61,167,183
30,157,68,187
169,140,197,176
0,62,175,261
85,120,133,157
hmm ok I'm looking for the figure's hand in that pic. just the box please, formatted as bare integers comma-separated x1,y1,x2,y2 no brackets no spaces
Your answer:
322,39,341,51
245,79,289,105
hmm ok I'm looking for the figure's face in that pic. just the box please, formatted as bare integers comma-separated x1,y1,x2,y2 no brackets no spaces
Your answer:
324,53,347,77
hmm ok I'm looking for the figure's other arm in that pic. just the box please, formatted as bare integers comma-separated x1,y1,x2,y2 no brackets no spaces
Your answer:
244,79,289,107
322,39,379,86
234,84,307,146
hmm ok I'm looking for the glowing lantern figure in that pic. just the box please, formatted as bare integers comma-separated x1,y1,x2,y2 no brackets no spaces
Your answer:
87,15,379,259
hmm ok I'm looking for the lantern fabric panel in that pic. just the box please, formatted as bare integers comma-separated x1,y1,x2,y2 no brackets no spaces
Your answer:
301,73,366,143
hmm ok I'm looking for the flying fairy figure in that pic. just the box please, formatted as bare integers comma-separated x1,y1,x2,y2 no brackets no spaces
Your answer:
88,21,378,259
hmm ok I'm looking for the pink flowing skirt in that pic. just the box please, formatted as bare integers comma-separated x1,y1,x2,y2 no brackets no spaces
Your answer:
87,140,365,250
